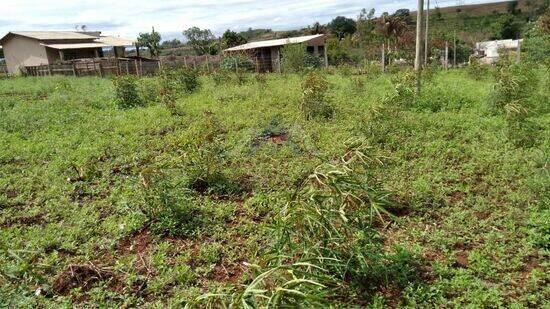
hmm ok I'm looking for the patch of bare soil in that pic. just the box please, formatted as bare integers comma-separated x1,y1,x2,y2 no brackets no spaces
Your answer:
454,251,470,268
117,229,154,276
52,263,116,295
1,214,46,228
254,133,289,146
208,261,247,283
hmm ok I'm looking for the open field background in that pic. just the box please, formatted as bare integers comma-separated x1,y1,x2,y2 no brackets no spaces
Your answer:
0,68,548,307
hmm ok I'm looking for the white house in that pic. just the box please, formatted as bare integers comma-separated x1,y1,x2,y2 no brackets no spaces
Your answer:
475,39,522,64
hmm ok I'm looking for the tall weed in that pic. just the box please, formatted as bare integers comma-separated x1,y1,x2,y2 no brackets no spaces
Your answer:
490,63,540,146
113,75,143,109
301,72,334,120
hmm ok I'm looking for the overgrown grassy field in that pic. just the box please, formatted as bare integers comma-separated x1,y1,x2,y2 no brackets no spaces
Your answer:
0,68,548,307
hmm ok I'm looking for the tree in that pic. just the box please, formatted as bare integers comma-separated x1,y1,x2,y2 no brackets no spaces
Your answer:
393,9,413,24
376,13,409,50
507,1,520,15
137,27,161,58
221,30,247,49
161,39,182,49
491,15,523,39
356,8,377,45
183,27,218,55
310,22,326,35
328,16,357,39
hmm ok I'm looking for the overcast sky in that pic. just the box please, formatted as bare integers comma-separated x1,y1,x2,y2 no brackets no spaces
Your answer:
2,0,498,41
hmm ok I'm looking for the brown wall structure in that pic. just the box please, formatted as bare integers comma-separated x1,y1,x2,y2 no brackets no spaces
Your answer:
0,31,135,74
2,35,49,74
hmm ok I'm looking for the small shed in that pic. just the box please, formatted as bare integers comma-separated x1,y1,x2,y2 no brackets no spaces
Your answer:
224,34,327,72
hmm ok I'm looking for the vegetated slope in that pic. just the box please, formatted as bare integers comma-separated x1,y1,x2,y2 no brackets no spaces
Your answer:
0,69,548,307
412,0,545,17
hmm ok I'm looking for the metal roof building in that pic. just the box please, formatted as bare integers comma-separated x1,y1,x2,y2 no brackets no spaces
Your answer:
224,34,327,72
0,31,135,74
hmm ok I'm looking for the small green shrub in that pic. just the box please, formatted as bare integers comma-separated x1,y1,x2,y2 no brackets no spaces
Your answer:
159,67,201,114
220,55,255,72
235,72,249,85
254,73,267,84
490,63,540,146
361,62,382,77
183,112,243,197
142,180,207,237
300,72,334,120
467,57,490,80
351,76,366,93
281,44,322,73
418,86,476,112
259,116,286,138
385,70,417,107
139,77,161,103
113,75,143,108
198,243,223,264
211,70,231,86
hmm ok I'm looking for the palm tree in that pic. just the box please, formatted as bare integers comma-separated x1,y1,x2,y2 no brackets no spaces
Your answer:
376,14,408,52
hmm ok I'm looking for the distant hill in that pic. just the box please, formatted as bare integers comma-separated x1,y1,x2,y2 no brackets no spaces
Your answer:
412,0,547,18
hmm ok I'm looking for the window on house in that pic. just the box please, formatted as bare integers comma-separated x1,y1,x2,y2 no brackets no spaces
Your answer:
318,45,325,56
306,46,314,54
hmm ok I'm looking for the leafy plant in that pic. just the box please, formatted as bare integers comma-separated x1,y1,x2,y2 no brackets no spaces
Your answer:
159,67,201,114
281,44,322,73
113,75,144,109
490,63,540,146
220,56,255,72
300,72,334,120
467,56,490,80
190,140,417,307
385,69,417,107
144,181,207,237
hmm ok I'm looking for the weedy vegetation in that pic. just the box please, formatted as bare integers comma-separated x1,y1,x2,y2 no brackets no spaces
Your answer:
0,59,548,308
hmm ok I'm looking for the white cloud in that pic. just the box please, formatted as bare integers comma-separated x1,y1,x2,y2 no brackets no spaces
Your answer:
1,0,499,41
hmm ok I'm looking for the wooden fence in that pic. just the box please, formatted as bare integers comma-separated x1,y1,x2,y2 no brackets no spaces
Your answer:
21,54,274,78
0,64,7,76
24,58,161,77
160,55,224,72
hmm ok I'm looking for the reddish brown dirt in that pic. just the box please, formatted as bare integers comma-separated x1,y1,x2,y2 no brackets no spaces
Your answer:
208,261,247,283
454,251,470,268
52,264,115,295
1,214,46,227
254,133,289,146
117,229,154,276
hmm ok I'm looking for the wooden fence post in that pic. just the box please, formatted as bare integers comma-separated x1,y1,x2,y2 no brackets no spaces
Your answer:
72,62,77,76
134,60,139,77
98,61,104,78
381,43,385,72
183,56,187,68
47,65,52,76
445,41,449,70
206,55,210,72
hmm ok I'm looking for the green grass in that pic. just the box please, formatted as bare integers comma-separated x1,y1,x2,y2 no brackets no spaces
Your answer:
0,69,548,307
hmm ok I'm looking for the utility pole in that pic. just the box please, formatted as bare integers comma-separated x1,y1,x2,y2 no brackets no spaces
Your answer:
453,31,457,67
424,0,430,66
415,0,425,95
